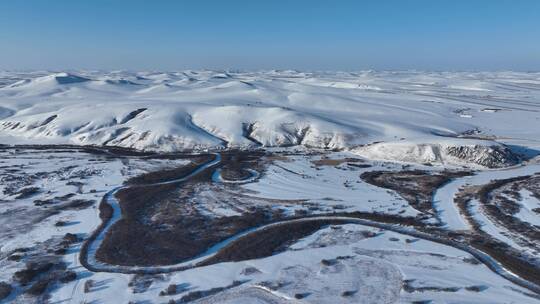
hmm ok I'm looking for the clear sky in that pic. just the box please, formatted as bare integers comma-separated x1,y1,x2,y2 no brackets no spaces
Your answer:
1,0,539,71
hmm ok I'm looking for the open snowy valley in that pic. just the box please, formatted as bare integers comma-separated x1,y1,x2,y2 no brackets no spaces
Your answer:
0,70,540,303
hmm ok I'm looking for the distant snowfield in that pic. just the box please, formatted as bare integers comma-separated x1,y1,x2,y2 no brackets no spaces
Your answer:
1,67,540,303
1,70,539,167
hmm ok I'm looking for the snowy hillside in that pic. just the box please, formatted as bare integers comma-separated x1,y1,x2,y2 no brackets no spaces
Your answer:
1,70,539,167
1,71,540,303
352,138,520,168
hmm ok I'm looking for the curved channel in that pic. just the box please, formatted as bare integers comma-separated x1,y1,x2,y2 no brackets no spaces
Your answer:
79,153,540,296
80,153,222,273
432,162,540,230
211,168,260,184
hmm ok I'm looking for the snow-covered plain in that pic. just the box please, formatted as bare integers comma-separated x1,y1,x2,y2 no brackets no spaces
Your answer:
1,70,540,303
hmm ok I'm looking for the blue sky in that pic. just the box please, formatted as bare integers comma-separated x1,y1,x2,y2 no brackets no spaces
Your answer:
1,0,539,71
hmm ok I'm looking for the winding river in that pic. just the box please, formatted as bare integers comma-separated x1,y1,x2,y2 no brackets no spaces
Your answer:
79,153,540,296
433,161,540,231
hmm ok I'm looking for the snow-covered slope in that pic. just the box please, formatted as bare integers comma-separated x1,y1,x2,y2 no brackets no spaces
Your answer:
353,138,520,168
1,70,539,166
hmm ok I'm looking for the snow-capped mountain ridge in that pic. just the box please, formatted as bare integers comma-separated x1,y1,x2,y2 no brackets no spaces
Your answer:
1,70,539,167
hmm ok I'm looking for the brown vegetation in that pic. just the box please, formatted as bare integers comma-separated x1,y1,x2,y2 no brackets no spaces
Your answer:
177,280,245,303
453,176,540,288
198,219,351,265
0,282,12,300
94,150,274,266
476,175,540,242
127,154,215,185
219,150,265,181
311,157,363,167
361,170,471,215
471,238,540,287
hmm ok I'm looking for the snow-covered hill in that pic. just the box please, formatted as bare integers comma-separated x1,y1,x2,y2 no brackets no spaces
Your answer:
352,138,520,168
1,70,539,167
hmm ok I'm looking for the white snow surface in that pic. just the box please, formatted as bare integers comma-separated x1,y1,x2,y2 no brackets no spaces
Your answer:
352,138,518,168
1,147,539,303
517,189,540,227
1,70,539,167
433,161,540,231
2,71,540,303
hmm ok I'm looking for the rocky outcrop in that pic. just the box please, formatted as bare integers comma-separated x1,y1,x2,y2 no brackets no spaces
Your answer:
353,139,520,168
445,144,519,168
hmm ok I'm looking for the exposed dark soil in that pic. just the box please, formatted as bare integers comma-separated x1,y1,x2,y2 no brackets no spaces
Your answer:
332,211,424,227
95,150,272,266
177,280,245,303
24,144,528,295
94,147,429,268
219,150,265,181
0,282,12,300
470,237,540,288
476,175,540,243
453,175,540,288
361,170,471,216
196,211,424,267
97,205,272,266
88,146,437,269
8,252,79,300
199,219,351,265
126,154,215,185
402,279,461,293
311,157,364,167
15,187,41,199
0,144,225,160
130,274,165,294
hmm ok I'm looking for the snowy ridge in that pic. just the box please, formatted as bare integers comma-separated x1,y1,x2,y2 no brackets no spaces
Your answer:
1,70,539,166
353,138,520,168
